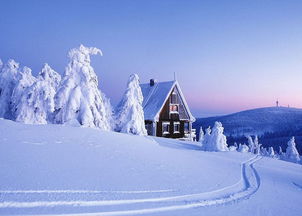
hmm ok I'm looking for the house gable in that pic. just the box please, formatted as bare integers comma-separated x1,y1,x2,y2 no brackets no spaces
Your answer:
140,80,195,122
159,85,190,121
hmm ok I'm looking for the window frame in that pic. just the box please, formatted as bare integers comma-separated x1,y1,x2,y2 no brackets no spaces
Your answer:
171,92,178,104
170,91,179,114
184,122,190,133
162,122,170,135
173,122,180,133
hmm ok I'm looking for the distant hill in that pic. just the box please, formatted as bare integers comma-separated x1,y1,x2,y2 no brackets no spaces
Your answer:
193,107,302,152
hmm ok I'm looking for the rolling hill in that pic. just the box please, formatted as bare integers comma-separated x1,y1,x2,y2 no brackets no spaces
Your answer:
193,107,302,151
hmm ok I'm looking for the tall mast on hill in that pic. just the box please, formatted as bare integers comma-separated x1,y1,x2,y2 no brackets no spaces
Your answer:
276,99,279,107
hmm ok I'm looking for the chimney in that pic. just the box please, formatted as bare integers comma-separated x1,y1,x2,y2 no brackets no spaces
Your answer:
150,79,156,86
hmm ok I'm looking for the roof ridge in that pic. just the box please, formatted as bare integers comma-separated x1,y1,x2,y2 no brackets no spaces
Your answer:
141,80,174,85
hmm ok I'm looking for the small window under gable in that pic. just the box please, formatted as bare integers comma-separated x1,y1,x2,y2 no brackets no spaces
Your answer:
170,89,179,114
171,91,178,104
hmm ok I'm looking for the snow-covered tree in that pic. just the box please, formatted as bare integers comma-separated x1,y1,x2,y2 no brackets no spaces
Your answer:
11,66,36,119
268,147,275,158
285,137,300,163
38,63,61,89
201,126,211,150
260,147,268,156
278,146,285,159
238,143,249,153
0,59,20,119
229,145,237,151
14,64,61,124
254,136,261,155
54,45,112,130
198,126,204,144
202,122,228,151
115,74,147,135
247,135,255,153
102,92,115,130
0,58,3,70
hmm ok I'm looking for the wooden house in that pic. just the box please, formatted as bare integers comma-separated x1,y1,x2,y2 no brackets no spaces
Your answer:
140,79,196,140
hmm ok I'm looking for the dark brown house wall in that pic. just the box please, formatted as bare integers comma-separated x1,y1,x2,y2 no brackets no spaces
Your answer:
156,120,189,138
159,99,170,120
155,86,192,138
156,122,162,137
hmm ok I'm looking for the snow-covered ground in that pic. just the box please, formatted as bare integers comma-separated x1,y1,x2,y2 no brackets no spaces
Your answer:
0,119,301,216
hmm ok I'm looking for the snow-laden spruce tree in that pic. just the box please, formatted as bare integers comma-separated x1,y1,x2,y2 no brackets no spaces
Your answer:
285,137,300,163
102,92,115,130
202,122,228,151
268,147,275,158
260,147,268,156
254,135,261,155
54,45,112,130
247,135,255,153
11,66,36,120
228,145,237,151
14,64,61,124
278,146,285,160
0,59,21,119
115,74,147,135
199,126,204,144
201,126,212,150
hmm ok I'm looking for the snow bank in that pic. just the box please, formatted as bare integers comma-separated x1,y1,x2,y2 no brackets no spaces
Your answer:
0,119,302,216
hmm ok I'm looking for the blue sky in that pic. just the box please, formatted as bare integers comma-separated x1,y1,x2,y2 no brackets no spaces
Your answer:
0,0,302,117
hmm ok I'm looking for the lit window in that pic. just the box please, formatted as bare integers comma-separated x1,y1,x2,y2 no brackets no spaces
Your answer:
170,105,179,113
162,122,170,134
174,122,180,133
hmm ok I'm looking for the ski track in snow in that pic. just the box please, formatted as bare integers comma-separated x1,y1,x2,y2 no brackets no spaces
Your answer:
292,182,302,190
0,156,262,216
0,189,174,194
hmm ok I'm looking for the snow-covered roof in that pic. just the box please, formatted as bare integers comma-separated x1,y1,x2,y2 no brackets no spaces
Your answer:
140,80,195,122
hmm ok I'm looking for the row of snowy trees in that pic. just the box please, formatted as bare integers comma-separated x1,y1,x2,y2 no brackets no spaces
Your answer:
198,122,229,151
198,123,301,164
0,45,147,135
